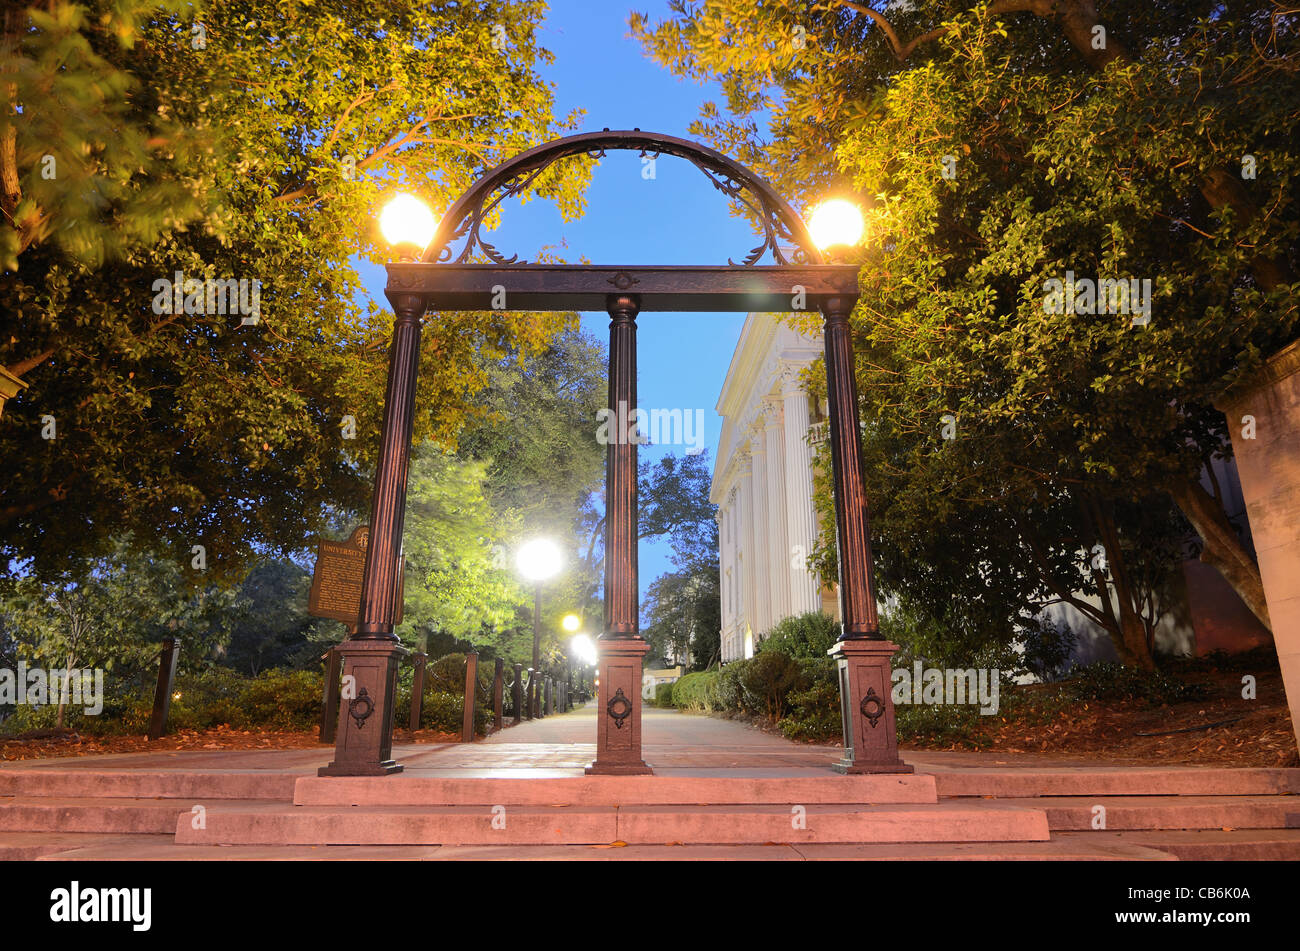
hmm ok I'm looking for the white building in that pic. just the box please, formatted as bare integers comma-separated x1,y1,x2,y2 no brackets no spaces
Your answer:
710,314,837,663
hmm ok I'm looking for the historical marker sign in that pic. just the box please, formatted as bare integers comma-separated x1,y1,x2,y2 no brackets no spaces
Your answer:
308,525,404,625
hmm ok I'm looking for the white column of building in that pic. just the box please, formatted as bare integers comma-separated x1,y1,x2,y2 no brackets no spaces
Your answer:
762,399,790,629
717,507,729,647
720,496,736,660
748,427,770,639
736,456,755,658
782,372,822,615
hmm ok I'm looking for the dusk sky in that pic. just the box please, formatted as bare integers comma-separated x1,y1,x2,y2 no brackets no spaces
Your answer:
360,0,770,605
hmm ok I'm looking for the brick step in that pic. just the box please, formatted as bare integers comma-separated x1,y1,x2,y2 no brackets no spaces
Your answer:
292,773,937,807
0,832,145,861
1070,828,1300,861
0,797,284,834
0,770,298,801
985,795,1300,831
934,768,1300,799
176,801,1050,846
26,835,1173,861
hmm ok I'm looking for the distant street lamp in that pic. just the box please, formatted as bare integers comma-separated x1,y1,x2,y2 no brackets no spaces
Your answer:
569,632,597,667
516,538,562,671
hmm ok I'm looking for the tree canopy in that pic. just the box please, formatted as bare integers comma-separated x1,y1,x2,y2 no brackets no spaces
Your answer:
2,0,589,581
635,0,1299,665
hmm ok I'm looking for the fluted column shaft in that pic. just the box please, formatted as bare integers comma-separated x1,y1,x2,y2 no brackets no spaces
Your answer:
762,401,790,627
748,429,769,637
737,460,755,655
821,296,879,637
603,294,640,638
782,381,822,615
356,293,425,638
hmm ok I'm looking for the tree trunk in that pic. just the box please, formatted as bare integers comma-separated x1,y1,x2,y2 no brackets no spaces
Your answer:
55,656,74,729
1169,479,1272,631
1077,491,1156,668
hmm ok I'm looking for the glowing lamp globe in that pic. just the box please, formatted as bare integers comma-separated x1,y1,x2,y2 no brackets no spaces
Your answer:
379,194,437,255
807,199,865,250
516,538,562,582
562,613,582,633
570,634,597,666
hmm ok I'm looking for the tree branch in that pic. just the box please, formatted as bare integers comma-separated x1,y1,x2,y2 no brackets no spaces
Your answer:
835,0,1055,62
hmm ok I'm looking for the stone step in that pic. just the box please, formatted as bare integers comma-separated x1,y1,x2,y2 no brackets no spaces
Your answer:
0,832,145,861
0,797,283,834
292,773,938,807
176,801,1050,846
988,795,1300,831
1076,829,1300,861
934,768,1300,799
0,770,298,801
26,835,1173,861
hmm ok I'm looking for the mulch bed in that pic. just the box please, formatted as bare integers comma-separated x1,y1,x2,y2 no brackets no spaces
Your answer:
0,724,461,761
696,658,1299,768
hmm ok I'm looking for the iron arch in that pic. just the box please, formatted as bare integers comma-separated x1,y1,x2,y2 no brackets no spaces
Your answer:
423,129,824,267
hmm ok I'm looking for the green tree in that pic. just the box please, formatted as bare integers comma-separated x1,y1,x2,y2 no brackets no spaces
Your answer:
639,451,721,669
218,557,329,675
2,0,588,581
0,537,238,723
634,0,1299,665
393,445,525,652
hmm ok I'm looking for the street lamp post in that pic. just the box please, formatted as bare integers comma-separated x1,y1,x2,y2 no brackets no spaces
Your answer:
517,538,562,719
329,130,909,777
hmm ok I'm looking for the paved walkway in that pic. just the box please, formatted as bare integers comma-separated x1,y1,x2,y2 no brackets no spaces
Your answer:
401,701,840,776
0,701,1209,776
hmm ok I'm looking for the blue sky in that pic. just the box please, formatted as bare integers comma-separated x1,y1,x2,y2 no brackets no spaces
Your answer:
361,1,764,608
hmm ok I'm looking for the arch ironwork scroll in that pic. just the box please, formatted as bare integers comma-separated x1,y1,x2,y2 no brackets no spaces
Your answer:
423,129,824,268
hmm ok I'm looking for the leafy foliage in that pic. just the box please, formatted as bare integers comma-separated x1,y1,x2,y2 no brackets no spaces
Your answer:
634,0,1300,666
758,611,840,659
2,0,588,580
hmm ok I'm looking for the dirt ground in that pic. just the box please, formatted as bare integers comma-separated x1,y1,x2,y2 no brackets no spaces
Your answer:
2,656,1296,767
0,724,460,762
954,663,1298,768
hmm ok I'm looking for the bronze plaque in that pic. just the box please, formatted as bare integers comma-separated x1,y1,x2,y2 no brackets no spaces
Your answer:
308,525,404,625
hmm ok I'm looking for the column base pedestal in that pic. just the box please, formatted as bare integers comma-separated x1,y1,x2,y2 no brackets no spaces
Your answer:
586,636,653,776
318,639,408,778
829,638,913,775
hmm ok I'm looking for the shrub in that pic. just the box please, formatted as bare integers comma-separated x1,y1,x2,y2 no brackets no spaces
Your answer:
393,687,491,734
779,674,841,742
654,682,676,708
716,659,749,713
672,671,719,712
758,612,841,659
427,653,470,694
895,701,986,747
1063,663,1207,706
231,669,323,731
738,651,800,723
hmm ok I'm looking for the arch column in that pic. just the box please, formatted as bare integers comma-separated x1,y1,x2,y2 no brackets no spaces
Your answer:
821,296,911,775
321,293,422,777
588,293,652,775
